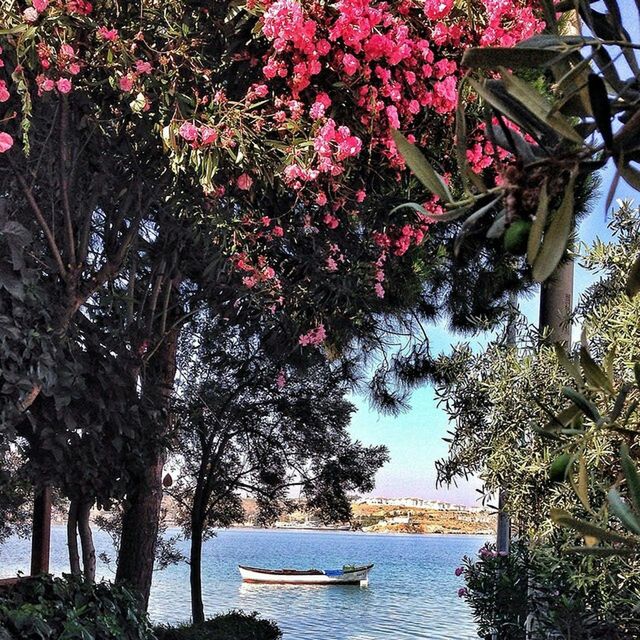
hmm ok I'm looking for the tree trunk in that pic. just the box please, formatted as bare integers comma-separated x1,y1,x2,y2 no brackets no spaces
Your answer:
539,260,574,346
115,323,179,608
190,516,206,624
30,486,52,575
67,499,81,575
77,499,96,582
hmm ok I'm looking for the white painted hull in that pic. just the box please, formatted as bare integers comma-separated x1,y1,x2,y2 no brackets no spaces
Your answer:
239,565,372,585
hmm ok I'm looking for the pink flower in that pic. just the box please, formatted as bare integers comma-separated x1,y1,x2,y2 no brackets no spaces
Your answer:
424,0,454,20
299,324,327,347
316,192,328,206
0,81,9,103
236,173,253,191
457,587,468,598
119,75,134,92
272,226,284,237
56,78,72,94
276,370,287,389
135,60,152,74
242,275,257,288
454,566,464,576
23,7,39,22
36,75,55,93
32,0,49,11
97,26,118,41
68,63,81,76
342,53,359,76
374,282,385,298
0,132,14,153
179,122,198,141
200,126,218,145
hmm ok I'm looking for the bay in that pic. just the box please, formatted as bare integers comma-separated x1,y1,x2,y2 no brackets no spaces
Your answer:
0,526,489,639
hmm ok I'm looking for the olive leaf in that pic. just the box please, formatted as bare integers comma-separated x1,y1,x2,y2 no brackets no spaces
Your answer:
499,68,583,143
532,172,576,282
627,253,640,298
580,346,614,394
562,386,601,423
527,180,549,265
621,444,640,516
551,508,635,545
608,488,640,535
391,130,452,203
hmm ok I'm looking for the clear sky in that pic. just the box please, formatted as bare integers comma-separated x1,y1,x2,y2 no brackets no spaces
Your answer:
349,164,636,506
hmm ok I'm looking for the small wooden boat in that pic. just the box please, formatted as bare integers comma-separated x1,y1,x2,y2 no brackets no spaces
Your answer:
238,564,373,585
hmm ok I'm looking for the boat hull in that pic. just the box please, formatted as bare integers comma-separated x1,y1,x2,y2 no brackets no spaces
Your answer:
238,564,372,585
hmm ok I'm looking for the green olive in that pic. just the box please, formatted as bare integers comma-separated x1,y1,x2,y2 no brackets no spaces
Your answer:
549,453,572,482
504,219,532,255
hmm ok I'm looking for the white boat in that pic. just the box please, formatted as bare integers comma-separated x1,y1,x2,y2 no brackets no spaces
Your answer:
238,564,373,585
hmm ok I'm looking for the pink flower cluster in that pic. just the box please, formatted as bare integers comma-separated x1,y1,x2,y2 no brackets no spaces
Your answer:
298,323,327,346
0,47,12,153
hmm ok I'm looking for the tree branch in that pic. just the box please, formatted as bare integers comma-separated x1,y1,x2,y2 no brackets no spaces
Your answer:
7,154,67,279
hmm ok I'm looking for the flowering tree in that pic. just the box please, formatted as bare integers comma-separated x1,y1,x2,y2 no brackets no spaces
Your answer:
0,0,543,602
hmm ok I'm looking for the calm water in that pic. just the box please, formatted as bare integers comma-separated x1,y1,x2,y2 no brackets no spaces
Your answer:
0,526,489,639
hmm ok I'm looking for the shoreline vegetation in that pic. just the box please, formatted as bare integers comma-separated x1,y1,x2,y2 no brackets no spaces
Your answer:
48,498,495,537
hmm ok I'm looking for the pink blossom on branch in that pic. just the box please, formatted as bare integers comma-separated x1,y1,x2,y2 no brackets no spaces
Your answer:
0,132,14,153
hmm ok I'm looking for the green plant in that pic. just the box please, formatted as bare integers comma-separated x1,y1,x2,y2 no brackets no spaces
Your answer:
460,541,530,640
0,574,154,640
154,611,281,640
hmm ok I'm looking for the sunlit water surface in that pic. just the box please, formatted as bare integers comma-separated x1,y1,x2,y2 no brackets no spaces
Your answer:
1,526,489,639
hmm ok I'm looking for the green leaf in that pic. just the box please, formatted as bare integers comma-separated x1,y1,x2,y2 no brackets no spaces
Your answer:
621,444,640,516
626,253,640,298
562,386,601,423
499,69,583,143
608,488,640,535
554,343,582,384
564,546,638,556
580,346,614,394
391,130,452,203
462,47,560,69
527,179,548,265
532,172,576,282
551,508,635,545
544,404,581,431
588,73,613,149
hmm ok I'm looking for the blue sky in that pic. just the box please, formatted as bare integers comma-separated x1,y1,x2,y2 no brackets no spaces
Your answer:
350,164,637,506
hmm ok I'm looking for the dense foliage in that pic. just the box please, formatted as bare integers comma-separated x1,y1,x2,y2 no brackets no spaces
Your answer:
0,574,154,640
438,204,640,638
154,611,282,640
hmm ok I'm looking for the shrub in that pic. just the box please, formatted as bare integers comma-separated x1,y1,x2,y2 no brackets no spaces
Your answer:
0,574,154,640
154,611,282,640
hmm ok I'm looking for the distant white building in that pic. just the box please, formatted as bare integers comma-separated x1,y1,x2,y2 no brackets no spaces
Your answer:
356,497,485,513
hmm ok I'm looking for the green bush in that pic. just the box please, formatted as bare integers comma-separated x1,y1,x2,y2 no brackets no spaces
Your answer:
154,611,282,640
0,574,154,640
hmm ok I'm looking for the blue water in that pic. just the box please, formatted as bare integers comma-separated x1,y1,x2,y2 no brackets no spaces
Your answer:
0,526,489,639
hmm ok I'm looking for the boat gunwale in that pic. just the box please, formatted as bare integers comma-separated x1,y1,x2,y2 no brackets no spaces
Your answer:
238,563,374,576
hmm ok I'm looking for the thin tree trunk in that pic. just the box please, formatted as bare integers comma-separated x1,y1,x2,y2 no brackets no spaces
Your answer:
116,322,179,608
67,499,81,575
30,486,52,575
190,515,206,624
77,499,96,582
